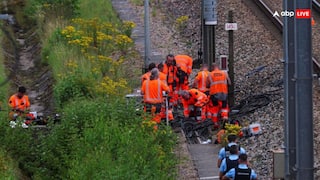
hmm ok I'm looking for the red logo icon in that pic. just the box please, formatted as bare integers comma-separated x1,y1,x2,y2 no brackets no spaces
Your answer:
295,9,311,19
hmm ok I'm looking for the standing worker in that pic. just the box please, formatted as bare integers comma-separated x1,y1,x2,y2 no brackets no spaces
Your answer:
157,63,167,83
162,54,179,108
174,54,193,90
222,154,258,180
141,68,170,127
193,63,209,94
157,62,174,121
141,63,156,86
207,63,231,127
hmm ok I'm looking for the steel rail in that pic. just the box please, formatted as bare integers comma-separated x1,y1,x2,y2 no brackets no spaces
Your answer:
313,0,320,14
252,0,320,73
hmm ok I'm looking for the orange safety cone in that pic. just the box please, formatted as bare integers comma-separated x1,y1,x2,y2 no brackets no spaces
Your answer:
312,17,315,26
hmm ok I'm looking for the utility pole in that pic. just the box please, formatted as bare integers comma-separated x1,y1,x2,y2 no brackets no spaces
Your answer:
283,0,296,179
294,0,313,179
202,0,217,71
144,0,151,73
227,10,235,107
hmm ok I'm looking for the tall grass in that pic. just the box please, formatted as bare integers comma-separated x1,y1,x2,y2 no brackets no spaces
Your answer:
0,26,17,179
79,0,120,22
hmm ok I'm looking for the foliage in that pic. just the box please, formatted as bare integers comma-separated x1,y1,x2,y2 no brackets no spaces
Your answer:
220,123,242,146
0,0,179,179
25,0,80,19
54,71,95,107
0,136,21,179
175,15,189,32
130,0,144,6
55,18,134,98
64,99,177,179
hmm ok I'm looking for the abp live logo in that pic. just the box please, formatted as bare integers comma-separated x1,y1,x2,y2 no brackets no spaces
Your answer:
295,9,311,19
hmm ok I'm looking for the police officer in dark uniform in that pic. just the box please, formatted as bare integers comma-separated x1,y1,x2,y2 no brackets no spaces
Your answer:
217,134,246,168
222,154,258,180
219,145,239,180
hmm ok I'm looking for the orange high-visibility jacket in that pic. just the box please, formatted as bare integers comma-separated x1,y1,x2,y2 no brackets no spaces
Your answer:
182,89,209,108
182,89,208,117
194,70,209,92
174,55,193,75
141,79,170,104
141,71,151,85
208,69,229,95
162,63,179,85
8,94,30,111
159,71,167,84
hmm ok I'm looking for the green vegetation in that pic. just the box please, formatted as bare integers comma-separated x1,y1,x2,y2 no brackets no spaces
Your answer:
0,0,179,179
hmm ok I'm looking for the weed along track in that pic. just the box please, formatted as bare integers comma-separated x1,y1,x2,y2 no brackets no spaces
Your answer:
1,1,54,116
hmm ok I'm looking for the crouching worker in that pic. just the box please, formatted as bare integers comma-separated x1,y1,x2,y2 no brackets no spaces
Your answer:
141,68,170,129
8,86,31,128
179,89,209,122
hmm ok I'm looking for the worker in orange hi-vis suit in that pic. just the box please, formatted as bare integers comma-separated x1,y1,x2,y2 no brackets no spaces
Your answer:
162,54,179,107
157,63,167,84
174,54,193,91
179,89,209,122
193,63,209,95
206,63,231,128
8,86,31,124
141,63,156,86
141,68,170,126
157,62,174,121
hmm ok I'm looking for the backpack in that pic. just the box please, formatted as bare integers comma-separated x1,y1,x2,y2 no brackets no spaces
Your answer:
224,157,239,175
234,167,251,180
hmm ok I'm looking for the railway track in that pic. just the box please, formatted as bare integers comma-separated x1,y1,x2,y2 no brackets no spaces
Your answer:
313,0,320,13
249,0,320,73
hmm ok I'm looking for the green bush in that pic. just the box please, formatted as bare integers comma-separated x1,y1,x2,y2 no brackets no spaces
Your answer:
25,0,80,19
54,73,94,107
63,98,178,179
0,0,180,179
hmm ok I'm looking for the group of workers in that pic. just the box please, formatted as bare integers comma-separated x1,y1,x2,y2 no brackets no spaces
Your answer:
140,54,258,179
140,54,231,128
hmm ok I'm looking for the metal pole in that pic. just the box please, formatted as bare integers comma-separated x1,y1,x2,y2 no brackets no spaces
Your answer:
202,0,217,70
144,0,151,73
227,11,234,108
294,0,313,179
204,26,215,70
283,0,297,179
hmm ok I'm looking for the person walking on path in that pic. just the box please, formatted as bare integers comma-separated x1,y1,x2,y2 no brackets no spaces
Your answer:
217,134,246,168
222,154,258,180
219,145,239,180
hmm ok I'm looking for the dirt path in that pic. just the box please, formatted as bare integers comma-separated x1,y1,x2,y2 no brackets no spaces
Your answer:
2,3,54,116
